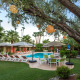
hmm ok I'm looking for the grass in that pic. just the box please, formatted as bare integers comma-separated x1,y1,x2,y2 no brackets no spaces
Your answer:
0,58,80,80
68,58,80,74
0,61,55,80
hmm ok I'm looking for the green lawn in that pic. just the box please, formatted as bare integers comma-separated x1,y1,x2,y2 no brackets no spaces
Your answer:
0,58,80,80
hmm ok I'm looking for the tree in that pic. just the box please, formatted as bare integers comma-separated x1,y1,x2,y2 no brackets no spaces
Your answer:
32,32,38,44
63,36,80,50
22,27,25,36
2,30,20,44
32,31,43,44
0,26,4,42
35,43,43,52
38,31,44,43
1,0,80,44
0,20,3,26
43,39,50,44
42,28,45,41
21,35,32,43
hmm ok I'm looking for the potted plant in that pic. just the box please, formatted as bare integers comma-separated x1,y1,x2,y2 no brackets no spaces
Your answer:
54,47,56,52
55,66,76,80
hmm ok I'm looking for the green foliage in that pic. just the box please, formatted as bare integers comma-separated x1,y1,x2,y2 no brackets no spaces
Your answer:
48,49,51,52
54,47,57,51
60,50,78,58
43,39,50,44
16,47,20,51
21,35,32,43
0,48,3,52
1,52,3,54
71,50,78,58
56,66,71,79
0,26,4,39
65,50,70,58
8,52,11,55
76,74,80,80
35,43,43,52
63,36,80,50
61,45,66,50
60,50,66,57
2,30,20,44
27,47,29,50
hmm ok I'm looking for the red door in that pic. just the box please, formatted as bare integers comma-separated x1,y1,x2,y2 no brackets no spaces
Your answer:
12,47,15,53
24,47,26,51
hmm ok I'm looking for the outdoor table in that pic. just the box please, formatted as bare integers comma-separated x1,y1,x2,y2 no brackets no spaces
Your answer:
47,57,61,63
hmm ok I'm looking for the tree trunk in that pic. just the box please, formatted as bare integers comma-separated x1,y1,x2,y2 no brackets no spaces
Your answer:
39,35,41,43
11,40,13,44
58,0,80,19
23,6,80,44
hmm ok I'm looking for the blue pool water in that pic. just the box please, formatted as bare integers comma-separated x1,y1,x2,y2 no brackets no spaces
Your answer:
24,53,53,58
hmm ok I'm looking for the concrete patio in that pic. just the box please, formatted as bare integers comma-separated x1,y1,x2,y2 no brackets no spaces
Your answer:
26,58,74,71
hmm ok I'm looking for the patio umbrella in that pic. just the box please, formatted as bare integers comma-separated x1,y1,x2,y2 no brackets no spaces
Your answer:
0,43,11,46
44,41,65,47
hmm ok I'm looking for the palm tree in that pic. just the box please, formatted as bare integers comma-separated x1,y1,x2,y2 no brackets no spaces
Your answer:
32,32,38,44
14,26,17,31
2,30,20,44
38,31,44,43
43,39,50,44
0,20,3,26
0,26,4,42
21,35,32,43
22,27,25,37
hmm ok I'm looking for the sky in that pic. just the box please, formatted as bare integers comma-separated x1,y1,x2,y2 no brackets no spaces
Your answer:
1,1,80,43
0,0,80,44
0,10,59,43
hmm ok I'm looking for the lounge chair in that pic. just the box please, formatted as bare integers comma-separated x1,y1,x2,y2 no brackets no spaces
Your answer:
9,55,16,61
14,55,22,62
21,56,28,62
0,55,4,60
3,55,10,61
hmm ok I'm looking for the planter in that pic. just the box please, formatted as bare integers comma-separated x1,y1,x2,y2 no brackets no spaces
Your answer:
49,74,76,80
59,74,76,80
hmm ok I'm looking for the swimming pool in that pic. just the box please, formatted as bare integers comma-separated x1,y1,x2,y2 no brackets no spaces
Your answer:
24,53,53,58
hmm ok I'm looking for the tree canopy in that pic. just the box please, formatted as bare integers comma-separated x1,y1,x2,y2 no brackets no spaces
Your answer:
1,0,80,43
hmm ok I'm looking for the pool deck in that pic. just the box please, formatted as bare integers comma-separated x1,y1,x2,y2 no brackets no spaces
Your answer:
26,58,74,71
17,52,74,71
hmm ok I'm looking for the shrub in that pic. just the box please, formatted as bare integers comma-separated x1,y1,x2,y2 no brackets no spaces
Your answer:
56,66,71,79
0,48,3,52
1,52,3,55
71,50,78,58
76,74,80,80
65,50,70,58
16,47,20,51
8,52,11,55
35,43,43,52
60,50,66,57
48,50,51,52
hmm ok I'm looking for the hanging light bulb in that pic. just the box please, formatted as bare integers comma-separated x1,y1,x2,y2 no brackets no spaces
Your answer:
63,36,66,39
16,21,20,24
46,25,54,33
37,25,39,28
9,5,18,13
